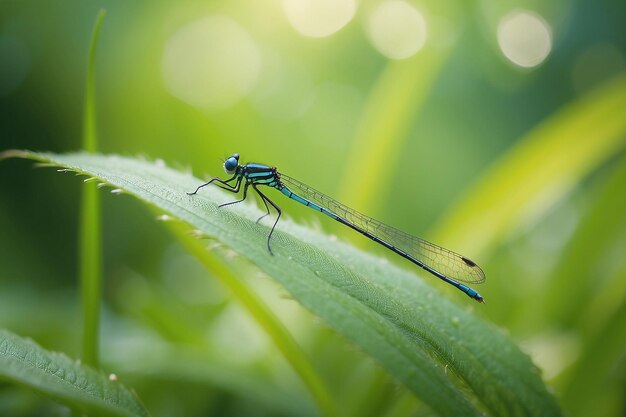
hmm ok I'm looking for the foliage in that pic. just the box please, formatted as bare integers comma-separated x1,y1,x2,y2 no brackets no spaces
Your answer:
3,150,564,416
0,329,148,417
1,1,626,416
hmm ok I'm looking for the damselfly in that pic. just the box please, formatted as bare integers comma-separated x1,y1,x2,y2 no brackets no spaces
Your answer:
188,153,486,303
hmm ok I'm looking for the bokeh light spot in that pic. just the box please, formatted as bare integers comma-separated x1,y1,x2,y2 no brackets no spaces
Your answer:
497,10,552,68
162,16,260,110
366,1,427,60
283,0,356,38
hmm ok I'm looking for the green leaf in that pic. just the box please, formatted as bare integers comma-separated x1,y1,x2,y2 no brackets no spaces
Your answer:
2,150,561,417
551,154,626,417
432,73,626,254
545,153,626,324
337,45,450,215
163,217,337,417
0,328,149,417
79,8,106,368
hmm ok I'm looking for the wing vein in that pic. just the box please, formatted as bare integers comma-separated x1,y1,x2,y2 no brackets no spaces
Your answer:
278,173,485,284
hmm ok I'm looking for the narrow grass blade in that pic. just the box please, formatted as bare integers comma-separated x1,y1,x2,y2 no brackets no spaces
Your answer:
337,46,450,216
164,218,338,417
431,74,626,254
79,8,106,368
0,329,149,417
545,154,626,324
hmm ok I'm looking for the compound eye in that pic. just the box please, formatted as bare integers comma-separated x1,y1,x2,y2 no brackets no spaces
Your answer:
223,155,239,174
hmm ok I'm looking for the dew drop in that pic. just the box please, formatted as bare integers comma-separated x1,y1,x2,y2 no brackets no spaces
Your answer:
110,188,123,195
201,241,214,251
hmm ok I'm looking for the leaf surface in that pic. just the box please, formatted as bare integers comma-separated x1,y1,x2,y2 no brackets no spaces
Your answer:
0,329,149,417
3,150,561,417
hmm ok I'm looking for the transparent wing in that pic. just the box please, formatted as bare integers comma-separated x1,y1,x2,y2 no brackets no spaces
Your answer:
278,173,485,284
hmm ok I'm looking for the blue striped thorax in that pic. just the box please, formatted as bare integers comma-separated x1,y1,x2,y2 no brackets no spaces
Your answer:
243,163,280,187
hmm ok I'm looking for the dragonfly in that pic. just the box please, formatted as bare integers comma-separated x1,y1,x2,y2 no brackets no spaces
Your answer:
187,153,486,303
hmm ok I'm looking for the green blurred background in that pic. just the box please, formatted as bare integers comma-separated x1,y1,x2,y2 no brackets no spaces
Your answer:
1,0,626,416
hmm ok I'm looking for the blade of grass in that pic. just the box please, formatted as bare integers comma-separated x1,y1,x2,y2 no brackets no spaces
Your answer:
337,44,450,216
83,9,105,154
163,217,337,417
431,73,626,254
545,155,626,416
558,271,626,417
543,154,626,324
0,329,149,417
1,150,562,416
80,8,106,368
